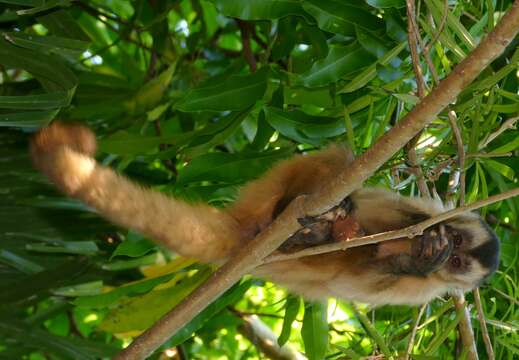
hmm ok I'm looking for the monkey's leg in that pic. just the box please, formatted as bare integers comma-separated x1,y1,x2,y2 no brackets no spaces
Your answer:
31,122,241,262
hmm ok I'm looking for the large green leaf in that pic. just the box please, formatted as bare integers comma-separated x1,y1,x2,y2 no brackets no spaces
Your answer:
265,107,345,144
0,109,60,127
302,301,328,360
278,295,301,346
3,32,89,56
297,44,374,87
0,91,73,110
0,318,118,360
215,0,307,20
100,268,212,332
365,0,405,8
175,67,269,112
302,0,382,36
168,279,252,347
177,147,293,184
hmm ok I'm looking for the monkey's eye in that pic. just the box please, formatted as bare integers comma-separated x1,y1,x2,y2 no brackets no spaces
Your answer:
450,255,462,268
452,232,462,247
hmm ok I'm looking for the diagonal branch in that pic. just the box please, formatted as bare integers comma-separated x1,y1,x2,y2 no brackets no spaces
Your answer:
115,2,519,359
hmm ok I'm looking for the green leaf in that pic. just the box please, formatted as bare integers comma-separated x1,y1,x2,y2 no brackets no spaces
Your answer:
25,241,99,255
0,318,118,359
365,0,405,8
278,295,301,346
74,273,177,308
302,0,382,36
284,86,336,107
168,279,252,346
184,108,253,157
264,107,344,145
215,0,307,20
175,67,269,112
3,32,89,56
128,64,176,114
489,135,519,154
339,41,406,93
0,91,73,110
0,257,90,304
424,0,475,50
101,253,159,271
100,268,212,332
177,148,293,184
482,159,515,181
298,43,373,87
0,109,59,127
14,0,70,15
356,26,400,67
301,301,328,360
0,249,44,274
111,231,156,259
37,9,90,40
0,37,77,90
98,131,163,155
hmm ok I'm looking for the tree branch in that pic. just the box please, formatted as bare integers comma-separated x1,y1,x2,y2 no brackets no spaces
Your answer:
233,311,307,360
115,2,519,358
404,304,427,360
474,288,495,360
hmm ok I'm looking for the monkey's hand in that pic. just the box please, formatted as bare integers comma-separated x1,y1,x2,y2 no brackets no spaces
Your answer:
385,227,453,276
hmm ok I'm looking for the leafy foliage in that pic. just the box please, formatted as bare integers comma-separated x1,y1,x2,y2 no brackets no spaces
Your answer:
0,0,518,359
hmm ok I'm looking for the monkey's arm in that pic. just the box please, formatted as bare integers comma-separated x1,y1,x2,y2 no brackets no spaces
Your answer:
31,123,241,262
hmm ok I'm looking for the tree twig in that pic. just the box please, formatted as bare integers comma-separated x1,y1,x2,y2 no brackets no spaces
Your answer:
406,0,427,98
404,304,427,360
474,288,495,360
447,110,466,206
232,310,307,360
115,3,519,358
237,19,257,72
453,293,478,360
478,115,519,150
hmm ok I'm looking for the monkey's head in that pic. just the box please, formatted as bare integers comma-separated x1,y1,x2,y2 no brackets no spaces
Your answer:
424,212,500,292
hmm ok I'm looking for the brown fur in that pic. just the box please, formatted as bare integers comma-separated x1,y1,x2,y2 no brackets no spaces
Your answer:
30,122,499,305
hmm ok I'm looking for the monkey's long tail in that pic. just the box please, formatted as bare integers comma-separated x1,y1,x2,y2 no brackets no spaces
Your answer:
30,122,242,262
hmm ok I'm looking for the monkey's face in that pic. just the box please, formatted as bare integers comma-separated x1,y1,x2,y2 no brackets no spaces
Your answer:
432,213,500,291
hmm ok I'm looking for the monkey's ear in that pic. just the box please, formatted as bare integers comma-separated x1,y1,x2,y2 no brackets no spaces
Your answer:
30,121,97,158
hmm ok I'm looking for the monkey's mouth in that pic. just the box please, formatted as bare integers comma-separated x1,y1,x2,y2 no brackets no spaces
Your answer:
411,225,454,272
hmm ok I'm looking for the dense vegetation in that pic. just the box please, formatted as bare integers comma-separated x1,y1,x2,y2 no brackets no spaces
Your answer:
0,0,518,359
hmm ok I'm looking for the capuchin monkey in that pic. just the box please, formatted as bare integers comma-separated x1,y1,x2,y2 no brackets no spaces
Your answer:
30,122,500,305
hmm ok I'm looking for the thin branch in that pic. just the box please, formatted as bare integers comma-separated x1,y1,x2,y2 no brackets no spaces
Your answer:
264,187,519,263
115,3,519,358
452,293,478,360
405,0,430,197
404,304,427,360
352,305,391,357
447,110,466,206
424,0,449,54
153,120,178,175
232,311,307,360
444,106,476,360
406,134,431,197
467,152,512,158
478,115,519,150
406,0,427,98
474,288,495,360
237,19,257,72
